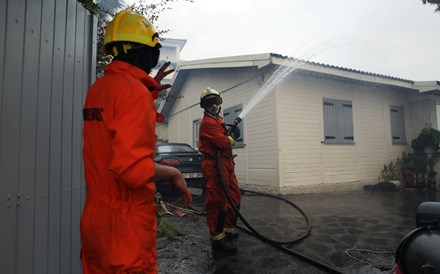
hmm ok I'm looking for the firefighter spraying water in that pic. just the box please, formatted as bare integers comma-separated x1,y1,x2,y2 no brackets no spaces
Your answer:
196,58,440,272
198,87,241,252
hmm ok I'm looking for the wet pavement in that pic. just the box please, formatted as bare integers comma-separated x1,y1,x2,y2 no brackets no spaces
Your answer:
157,187,440,274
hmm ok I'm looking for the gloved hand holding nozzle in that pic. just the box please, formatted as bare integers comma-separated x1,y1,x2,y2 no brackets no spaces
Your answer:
227,117,242,142
228,125,241,141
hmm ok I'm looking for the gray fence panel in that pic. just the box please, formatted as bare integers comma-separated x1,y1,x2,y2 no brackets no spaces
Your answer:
34,0,56,272
71,3,87,273
0,0,5,139
0,0,26,272
60,0,78,272
48,0,68,272
17,0,43,273
0,1,94,272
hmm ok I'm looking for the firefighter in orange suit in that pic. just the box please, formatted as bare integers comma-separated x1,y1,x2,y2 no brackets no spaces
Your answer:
198,87,241,252
81,10,192,274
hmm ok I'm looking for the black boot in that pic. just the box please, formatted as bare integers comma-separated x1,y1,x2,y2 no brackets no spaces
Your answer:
225,231,239,240
212,241,237,253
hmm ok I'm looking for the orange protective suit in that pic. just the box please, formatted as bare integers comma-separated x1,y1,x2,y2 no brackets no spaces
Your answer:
198,113,241,242
81,61,160,274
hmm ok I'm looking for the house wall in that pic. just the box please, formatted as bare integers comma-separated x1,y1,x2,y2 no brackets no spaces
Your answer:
409,98,437,139
277,73,410,193
167,67,280,190
166,61,439,194
0,1,96,273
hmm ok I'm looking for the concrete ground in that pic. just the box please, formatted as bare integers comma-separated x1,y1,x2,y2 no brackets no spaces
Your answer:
157,187,440,274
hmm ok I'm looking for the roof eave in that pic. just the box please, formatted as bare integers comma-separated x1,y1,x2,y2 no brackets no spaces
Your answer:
413,81,440,93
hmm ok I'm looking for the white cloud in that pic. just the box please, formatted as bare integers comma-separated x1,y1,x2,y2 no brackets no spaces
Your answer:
149,0,440,80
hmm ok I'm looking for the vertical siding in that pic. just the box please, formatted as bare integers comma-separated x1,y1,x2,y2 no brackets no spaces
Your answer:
409,99,436,141
0,1,26,273
18,0,42,273
0,0,95,273
277,75,324,187
244,80,278,187
167,67,278,188
277,73,410,189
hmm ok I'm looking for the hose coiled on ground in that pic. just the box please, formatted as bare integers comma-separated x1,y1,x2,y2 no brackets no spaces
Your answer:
216,149,343,274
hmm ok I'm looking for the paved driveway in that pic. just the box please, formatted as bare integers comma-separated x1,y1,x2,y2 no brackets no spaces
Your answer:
157,188,440,273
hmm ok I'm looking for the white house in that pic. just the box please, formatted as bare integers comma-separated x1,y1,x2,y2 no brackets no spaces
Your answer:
158,53,440,194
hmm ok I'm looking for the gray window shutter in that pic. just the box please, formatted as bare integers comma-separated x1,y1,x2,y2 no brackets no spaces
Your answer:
323,98,354,144
340,102,354,143
390,106,406,144
323,100,337,143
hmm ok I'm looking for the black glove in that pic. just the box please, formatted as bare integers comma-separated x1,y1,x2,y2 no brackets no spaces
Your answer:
229,126,240,141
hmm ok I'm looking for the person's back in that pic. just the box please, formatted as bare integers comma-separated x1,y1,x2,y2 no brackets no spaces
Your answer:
81,51,161,274
83,60,158,200
81,10,192,274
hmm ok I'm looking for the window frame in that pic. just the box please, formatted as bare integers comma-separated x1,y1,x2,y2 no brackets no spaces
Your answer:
192,119,201,149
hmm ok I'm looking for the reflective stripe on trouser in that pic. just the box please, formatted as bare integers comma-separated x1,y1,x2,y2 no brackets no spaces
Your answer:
205,186,239,242
224,227,237,234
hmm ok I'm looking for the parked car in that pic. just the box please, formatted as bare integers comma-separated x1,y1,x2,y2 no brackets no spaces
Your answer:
154,143,204,193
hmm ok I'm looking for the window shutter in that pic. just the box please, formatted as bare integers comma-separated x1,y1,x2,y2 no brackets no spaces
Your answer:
323,100,337,143
323,98,354,144
340,102,354,144
390,106,406,144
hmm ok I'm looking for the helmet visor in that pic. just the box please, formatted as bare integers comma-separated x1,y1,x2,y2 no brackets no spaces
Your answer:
203,96,223,108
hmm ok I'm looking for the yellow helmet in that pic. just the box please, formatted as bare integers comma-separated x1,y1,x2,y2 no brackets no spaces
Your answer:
103,10,161,55
200,87,222,108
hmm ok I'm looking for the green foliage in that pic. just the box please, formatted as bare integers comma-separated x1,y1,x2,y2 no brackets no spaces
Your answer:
158,219,185,240
411,127,440,152
422,0,440,13
82,0,193,77
380,127,440,189
77,0,100,15
409,127,440,188
381,158,402,181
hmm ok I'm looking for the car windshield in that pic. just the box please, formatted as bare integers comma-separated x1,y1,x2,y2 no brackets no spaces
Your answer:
156,144,196,154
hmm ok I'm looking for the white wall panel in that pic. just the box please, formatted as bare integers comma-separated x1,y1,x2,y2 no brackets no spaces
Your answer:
277,73,413,189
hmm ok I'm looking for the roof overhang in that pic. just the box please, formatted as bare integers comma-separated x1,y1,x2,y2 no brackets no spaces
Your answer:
413,81,440,93
158,54,274,119
158,53,439,119
177,53,272,70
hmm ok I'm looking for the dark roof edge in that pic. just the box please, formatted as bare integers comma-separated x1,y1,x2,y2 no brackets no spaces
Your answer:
269,53,415,84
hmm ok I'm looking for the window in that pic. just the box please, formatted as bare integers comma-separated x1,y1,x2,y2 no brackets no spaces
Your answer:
223,104,244,147
390,106,406,144
193,119,201,149
323,98,354,144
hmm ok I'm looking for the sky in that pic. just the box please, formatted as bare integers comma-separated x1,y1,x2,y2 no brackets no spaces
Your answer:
134,0,440,81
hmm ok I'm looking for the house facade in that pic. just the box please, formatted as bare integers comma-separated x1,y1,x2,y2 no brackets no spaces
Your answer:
159,53,440,194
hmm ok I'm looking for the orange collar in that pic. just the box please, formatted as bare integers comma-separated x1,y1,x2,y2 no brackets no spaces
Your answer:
104,61,161,99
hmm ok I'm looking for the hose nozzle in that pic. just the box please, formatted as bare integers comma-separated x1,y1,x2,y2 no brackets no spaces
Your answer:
226,117,242,135
232,117,242,128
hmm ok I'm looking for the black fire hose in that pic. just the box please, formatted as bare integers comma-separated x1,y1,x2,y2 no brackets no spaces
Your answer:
216,149,343,274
